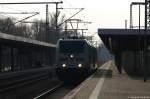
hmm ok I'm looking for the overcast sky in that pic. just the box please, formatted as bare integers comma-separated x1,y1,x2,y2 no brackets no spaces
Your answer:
62,0,145,31
0,0,145,40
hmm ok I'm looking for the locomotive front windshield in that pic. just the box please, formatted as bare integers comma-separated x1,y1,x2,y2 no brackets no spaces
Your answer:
59,41,85,53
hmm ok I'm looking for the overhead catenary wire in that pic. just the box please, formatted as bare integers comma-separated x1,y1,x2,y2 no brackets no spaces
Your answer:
15,12,40,24
0,12,39,14
58,8,84,26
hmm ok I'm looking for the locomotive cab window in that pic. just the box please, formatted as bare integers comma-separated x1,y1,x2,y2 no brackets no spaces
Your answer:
59,41,85,53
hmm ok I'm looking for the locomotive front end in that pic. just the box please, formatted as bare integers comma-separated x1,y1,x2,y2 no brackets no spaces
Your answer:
56,39,89,82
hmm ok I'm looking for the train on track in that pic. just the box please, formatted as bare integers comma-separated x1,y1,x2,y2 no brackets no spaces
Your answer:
55,38,98,83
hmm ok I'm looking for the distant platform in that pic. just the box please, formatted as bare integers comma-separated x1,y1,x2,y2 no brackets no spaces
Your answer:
0,32,56,48
98,29,150,51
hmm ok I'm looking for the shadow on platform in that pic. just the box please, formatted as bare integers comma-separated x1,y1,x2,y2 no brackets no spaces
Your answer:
114,63,150,81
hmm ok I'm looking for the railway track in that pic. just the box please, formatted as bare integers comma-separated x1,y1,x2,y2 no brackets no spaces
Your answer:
33,81,84,99
0,67,89,99
33,83,63,99
0,73,50,93
0,67,55,93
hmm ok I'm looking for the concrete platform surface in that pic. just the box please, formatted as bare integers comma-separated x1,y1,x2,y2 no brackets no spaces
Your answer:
63,60,150,99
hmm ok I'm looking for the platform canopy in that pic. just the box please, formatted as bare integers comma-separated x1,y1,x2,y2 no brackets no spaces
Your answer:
0,32,56,48
98,29,150,52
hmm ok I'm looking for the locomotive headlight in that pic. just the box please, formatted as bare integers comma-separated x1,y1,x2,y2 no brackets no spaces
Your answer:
70,54,74,58
62,64,66,67
78,64,82,68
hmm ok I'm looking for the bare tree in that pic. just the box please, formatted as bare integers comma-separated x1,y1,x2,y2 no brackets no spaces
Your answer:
0,17,32,38
31,20,46,41
16,23,33,38
31,12,65,43
0,12,65,43
0,17,16,34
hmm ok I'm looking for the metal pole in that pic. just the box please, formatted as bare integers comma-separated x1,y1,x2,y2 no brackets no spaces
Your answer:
55,3,59,42
46,4,49,42
130,2,145,29
138,4,142,71
82,30,83,37
144,0,147,82
65,21,67,39
139,5,141,30
130,4,133,29
56,3,58,30
125,20,127,29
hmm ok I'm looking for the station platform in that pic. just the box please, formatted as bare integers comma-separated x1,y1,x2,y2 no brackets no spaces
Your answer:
63,60,150,99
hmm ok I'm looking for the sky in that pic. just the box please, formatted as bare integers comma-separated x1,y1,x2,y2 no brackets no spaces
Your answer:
0,0,145,40
62,0,145,31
